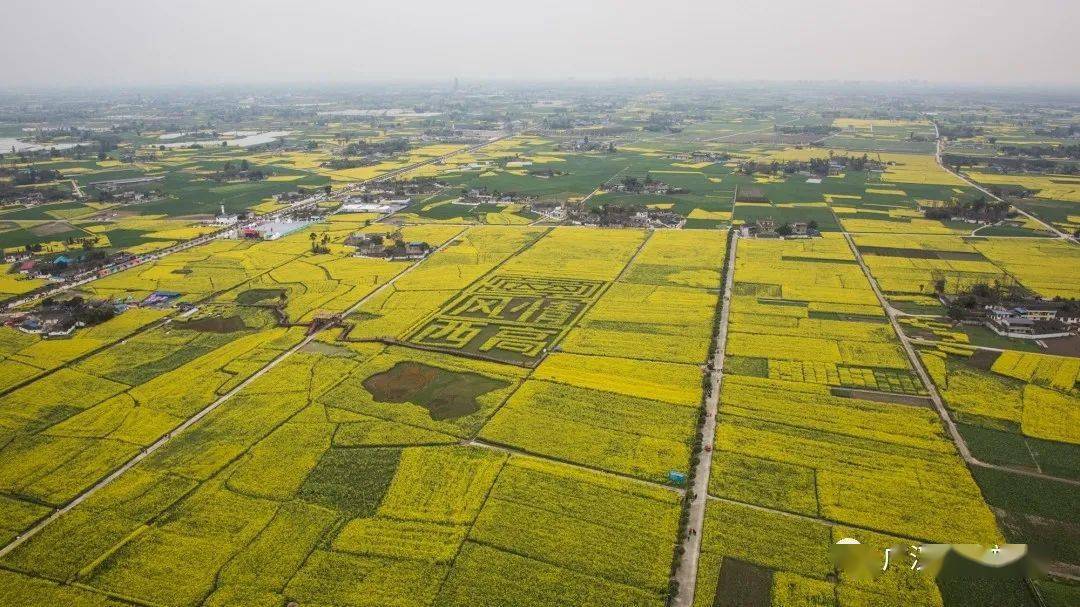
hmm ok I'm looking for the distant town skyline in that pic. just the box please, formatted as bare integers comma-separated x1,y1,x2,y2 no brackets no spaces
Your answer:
2,0,1079,88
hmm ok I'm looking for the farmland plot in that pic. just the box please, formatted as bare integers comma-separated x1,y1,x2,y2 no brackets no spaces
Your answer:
920,346,1080,474
0,305,303,522
700,236,1003,604
2,225,721,606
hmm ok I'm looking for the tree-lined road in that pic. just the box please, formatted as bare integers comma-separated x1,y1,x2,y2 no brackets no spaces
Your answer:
672,231,738,606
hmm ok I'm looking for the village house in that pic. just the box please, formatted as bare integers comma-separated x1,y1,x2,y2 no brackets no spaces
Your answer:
16,316,79,337
557,137,616,153
690,150,729,162
345,233,388,257
340,195,412,214
345,232,433,260
211,204,240,226
8,297,127,338
755,217,777,236
984,302,1077,338
986,307,1037,335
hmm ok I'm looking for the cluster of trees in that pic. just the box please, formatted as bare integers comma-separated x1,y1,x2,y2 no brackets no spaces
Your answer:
63,236,101,251
527,168,567,177
459,185,524,201
923,196,1011,223
308,232,330,254
617,173,686,194
0,182,67,203
40,296,118,326
321,158,374,170
540,115,577,130
92,134,121,160
943,152,1079,177
586,203,642,226
943,279,1080,322
1,147,68,166
620,174,656,191
343,137,409,157
643,113,681,133
739,153,877,176
560,136,617,153
939,125,985,139
392,176,442,195
774,220,819,236
3,167,62,185
210,159,265,182
27,247,109,269
942,280,1026,320
86,187,113,203
997,144,1080,160
1033,125,1080,138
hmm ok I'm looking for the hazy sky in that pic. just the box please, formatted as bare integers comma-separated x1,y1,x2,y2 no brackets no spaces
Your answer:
3,0,1079,88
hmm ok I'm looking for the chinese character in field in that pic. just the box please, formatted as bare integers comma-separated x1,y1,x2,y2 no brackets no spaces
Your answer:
534,299,582,327
479,326,556,357
506,298,544,323
448,295,512,319
413,318,485,349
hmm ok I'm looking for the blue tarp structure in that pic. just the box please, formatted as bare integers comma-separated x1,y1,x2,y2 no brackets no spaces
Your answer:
141,290,182,306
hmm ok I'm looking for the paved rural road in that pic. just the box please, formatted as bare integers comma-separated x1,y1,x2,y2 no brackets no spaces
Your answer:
931,123,1075,243
0,225,471,559
671,231,738,606
844,232,1080,488
3,134,513,311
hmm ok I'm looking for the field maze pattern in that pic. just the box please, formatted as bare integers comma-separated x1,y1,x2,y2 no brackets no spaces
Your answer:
403,273,606,364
